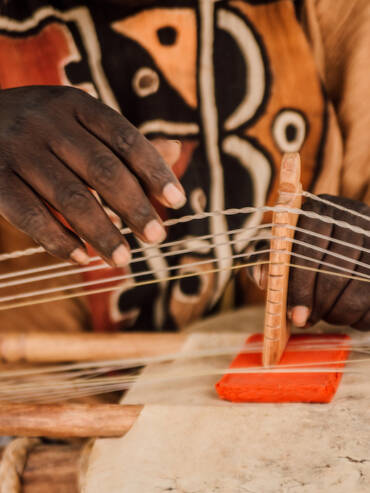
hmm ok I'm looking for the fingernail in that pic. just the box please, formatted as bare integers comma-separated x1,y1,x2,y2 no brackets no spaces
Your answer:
144,219,166,244
70,248,90,265
291,306,310,327
112,244,131,267
163,183,186,209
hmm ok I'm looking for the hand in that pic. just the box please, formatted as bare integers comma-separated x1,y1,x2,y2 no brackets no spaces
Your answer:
0,86,185,266
288,194,370,330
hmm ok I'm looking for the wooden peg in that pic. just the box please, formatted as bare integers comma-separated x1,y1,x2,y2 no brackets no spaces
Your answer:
263,153,303,367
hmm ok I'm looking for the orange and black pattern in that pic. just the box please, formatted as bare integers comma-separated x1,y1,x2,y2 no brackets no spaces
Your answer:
0,1,329,331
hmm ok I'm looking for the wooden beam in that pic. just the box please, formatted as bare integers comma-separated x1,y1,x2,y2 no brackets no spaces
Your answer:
0,403,142,438
0,332,186,362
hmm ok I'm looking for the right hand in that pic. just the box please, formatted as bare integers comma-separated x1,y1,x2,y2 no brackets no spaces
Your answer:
0,86,185,266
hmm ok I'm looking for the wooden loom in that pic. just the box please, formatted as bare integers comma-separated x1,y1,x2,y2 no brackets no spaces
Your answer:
0,153,349,422
0,153,360,492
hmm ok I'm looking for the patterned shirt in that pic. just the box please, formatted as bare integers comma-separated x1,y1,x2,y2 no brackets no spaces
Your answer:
0,1,336,332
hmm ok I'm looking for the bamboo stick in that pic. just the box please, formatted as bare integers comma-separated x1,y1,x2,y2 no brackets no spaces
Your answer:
0,403,142,438
0,442,81,493
0,331,186,362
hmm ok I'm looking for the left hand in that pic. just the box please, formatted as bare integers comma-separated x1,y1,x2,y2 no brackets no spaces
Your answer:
288,194,370,330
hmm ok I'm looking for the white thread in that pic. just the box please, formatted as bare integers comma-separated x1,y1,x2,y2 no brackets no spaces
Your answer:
0,242,273,304
288,250,370,279
0,224,370,294
1,227,369,294
0,226,273,289
0,223,274,282
0,222,369,295
0,338,361,380
286,238,370,273
287,224,370,255
303,191,370,223
2,220,370,288
0,201,369,263
1,356,369,403
0,247,368,310
0,246,44,262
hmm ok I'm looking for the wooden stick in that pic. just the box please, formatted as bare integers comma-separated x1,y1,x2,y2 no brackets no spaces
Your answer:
0,442,82,493
263,153,302,367
0,331,186,363
0,403,142,437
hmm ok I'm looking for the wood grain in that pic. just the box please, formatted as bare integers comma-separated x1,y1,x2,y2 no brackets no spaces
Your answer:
0,442,82,493
0,403,142,437
0,331,186,362
263,153,303,366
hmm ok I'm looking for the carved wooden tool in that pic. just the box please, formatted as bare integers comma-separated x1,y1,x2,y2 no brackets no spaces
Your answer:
263,153,302,367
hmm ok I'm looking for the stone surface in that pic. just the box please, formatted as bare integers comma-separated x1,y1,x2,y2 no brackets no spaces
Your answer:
84,307,370,493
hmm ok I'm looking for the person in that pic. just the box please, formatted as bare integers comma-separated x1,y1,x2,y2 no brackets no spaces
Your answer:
0,0,368,334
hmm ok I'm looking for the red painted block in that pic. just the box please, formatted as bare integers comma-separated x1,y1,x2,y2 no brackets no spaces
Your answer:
216,334,350,403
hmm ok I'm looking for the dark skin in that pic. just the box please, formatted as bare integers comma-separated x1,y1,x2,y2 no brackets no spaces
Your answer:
288,195,370,330
0,86,369,328
0,85,185,266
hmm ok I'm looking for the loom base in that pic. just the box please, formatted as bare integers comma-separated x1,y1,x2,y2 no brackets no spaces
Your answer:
215,334,350,403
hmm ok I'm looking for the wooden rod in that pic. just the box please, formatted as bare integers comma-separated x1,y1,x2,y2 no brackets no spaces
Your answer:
263,152,302,367
0,442,82,493
0,403,142,438
0,331,186,363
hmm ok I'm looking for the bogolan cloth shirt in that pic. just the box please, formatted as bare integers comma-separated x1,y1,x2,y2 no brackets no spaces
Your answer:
0,0,358,333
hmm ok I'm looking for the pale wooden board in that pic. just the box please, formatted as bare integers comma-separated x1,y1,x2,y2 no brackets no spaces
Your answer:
83,307,370,493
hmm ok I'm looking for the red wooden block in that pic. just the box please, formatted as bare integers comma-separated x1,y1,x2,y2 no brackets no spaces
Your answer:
215,334,350,403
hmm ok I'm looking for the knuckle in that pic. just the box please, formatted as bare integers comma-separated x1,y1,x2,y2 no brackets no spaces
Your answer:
2,115,30,140
88,153,120,186
113,125,138,154
56,183,93,214
18,206,47,233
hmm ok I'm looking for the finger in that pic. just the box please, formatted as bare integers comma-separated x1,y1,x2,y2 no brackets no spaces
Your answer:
50,124,166,245
0,170,88,263
324,233,370,327
288,198,333,327
353,309,370,331
309,221,363,325
72,91,186,209
12,152,131,267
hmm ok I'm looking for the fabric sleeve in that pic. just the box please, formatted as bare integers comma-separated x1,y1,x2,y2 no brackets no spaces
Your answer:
302,0,370,204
